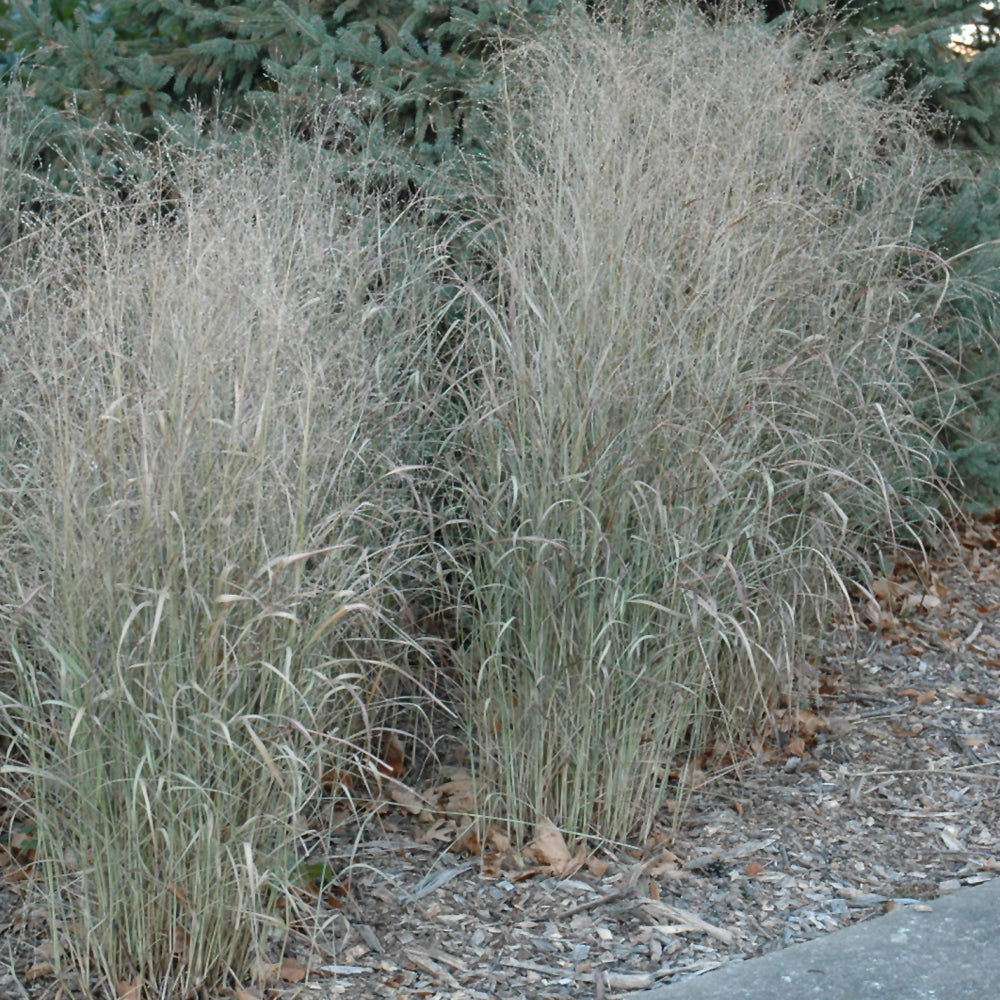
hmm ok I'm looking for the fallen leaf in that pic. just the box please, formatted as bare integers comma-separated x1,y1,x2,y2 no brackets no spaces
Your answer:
510,867,546,883
321,769,353,793
528,819,570,865
24,963,54,983
487,827,511,854
415,818,458,844
527,819,575,874
1,861,28,882
387,781,431,814
116,977,142,1000
249,958,280,984
377,735,407,778
870,577,913,610
745,861,766,877
585,855,610,878
646,852,681,878
562,842,588,878
427,771,477,814
819,673,841,695
456,824,481,856
165,884,190,906
172,923,189,954
899,688,938,704
279,957,307,983
901,592,941,614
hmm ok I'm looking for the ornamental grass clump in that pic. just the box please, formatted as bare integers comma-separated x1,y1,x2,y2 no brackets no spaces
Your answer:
453,8,951,846
0,115,446,997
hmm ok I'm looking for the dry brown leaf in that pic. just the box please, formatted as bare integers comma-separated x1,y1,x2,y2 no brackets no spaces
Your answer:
795,710,827,737
377,735,406,778
562,842,588,878
487,827,511,853
507,867,539,882
415,818,458,844
745,861,766,877
428,771,477,814
24,963,54,983
902,592,941,614
646,852,681,878
456,824,481,855
279,957,307,983
527,819,572,870
165,883,190,906
863,598,900,631
387,781,431,815
172,923,190,955
2,862,29,882
586,855,610,878
248,957,280,984
871,577,914,608
116,976,142,1000
33,942,55,962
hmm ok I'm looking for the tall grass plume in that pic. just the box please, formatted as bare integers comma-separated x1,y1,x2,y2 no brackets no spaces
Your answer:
0,115,446,996
453,7,952,847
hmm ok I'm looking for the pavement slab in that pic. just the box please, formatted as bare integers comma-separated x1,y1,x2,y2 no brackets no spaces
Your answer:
631,877,1000,1000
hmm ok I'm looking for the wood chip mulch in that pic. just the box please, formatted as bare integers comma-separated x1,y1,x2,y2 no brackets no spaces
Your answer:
4,517,1000,1000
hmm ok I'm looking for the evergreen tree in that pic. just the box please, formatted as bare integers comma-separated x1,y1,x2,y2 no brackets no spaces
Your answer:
4,0,999,506
745,1,1000,510
760,1,1000,150
0,0,568,187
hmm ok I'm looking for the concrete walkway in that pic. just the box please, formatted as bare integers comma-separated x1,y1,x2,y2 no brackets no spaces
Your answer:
631,877,1000,1000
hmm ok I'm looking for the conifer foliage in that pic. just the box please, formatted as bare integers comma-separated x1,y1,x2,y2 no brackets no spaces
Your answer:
0,0,565,184
755,1,1000,509
762,1,1000,150
3,0,1000,508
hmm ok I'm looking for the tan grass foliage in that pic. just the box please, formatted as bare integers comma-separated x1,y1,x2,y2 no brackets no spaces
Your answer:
0,4,957,996
452,6,950,847
0,115,446,995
